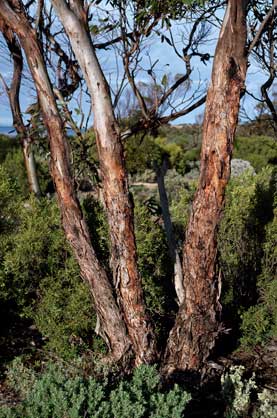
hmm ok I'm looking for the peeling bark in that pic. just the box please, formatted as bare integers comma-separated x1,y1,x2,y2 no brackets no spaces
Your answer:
51,0,157,365
0,0,130,361
164,0,249,373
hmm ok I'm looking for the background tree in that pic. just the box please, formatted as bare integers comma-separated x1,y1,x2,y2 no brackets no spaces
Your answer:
0,23,41,196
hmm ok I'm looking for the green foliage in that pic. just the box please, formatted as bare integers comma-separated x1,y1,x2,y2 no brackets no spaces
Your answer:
68,130,99,189
1,148,29,196
155,137,182,167
0,134,18,163
0,135,52,196
5,357,37,399
175,147,200,175
170,181,196,241
240,199,277,349
0,361,191,418
218,165,277,349
0,166,20,235
218,167,276,316
82,196,110,268
239,305,274,348
0,191,95,358
135,201,176,322
233,136,277,172
126,132,200,176
125,135,164,174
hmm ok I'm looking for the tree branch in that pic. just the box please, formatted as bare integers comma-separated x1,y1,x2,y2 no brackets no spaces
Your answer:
248,0,277,53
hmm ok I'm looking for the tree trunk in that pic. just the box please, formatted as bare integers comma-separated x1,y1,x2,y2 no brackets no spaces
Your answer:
51,0,156,365
154,159,185,305
21,138,41,196
0,0,131,361
164,0,249,373
1,23,41,197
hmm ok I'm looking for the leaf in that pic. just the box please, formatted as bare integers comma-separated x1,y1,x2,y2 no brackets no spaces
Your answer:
161,74,168,87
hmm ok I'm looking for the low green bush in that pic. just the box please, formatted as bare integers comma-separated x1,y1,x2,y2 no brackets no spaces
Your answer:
0,361,191,418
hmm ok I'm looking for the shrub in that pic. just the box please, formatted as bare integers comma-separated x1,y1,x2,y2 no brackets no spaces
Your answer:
135,202,176,322
1,148,30,197
255,389,277,418
218,167,276,322
221,365,257,418
0,134,18,163
240,198,277,349
0,194,95,358
0,361,191,418
221,366,277,418
233,136,277,173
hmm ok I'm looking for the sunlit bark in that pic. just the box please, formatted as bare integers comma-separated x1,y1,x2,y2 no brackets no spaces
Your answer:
164,0,249,372
0,0,131,361
51,0,157,365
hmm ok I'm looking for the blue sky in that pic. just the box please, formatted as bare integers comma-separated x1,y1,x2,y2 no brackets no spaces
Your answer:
0,4,270,128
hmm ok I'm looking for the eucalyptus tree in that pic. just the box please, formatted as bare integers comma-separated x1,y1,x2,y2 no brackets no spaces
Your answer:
0,0,131,362
0,0,275,374
164,0,277,372
47,0,216,363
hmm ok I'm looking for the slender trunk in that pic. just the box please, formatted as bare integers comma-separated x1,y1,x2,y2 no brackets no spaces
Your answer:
154,159,185,305
1,23,41,196
51,0,156,365
0,1,130,360
22,138,41,196
164,0,249,373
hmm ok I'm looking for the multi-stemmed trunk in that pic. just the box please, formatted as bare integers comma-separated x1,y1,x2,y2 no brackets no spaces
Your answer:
1,0,253,373
51,0,157,365
0,0,131,361
1,22,41,197
164,0,249,373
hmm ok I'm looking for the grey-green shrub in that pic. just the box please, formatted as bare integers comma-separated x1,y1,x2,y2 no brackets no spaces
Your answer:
221,365,277,418
221,365,257,417
0,361,191,418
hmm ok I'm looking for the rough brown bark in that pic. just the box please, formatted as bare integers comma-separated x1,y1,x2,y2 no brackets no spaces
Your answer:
164,0,249,373
51,0,157,365
0,22,41,197
0,0,130,361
